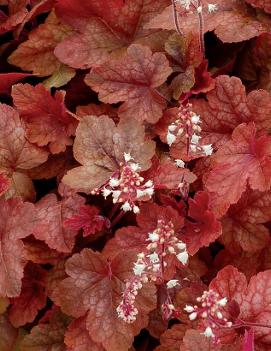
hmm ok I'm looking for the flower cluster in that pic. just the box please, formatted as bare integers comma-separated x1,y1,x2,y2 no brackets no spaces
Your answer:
92,153,154,214
166,103,213,157
117,219,189,323
184,289,232,340
176,0,218,13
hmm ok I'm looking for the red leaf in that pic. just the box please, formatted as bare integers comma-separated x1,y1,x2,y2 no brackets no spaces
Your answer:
145,1,271,43
0,172,11,196
20,307,70,351
0,315,18,351
156,324,187,351
55,0,170,69
8,11,74,77
33,192,85,253
0,73,31,94
85,44,172,123
0,198,36,297
64,205,110,237
12,83,77,154
0,103,48,172
192,75,271,150
9,263,47,327
221,190,271,253
183,191,222,255
57,249,156,351
143,158,197,190
243,329,255,351
64,316,105,351
63,115,155,193
210,266,271,347
245,0,271,13
204,123,271,217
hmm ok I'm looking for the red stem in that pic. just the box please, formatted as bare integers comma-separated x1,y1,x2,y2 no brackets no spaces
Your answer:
171,0,183,36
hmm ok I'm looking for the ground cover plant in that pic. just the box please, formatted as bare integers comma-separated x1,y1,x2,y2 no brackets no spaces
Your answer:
1,0,271,350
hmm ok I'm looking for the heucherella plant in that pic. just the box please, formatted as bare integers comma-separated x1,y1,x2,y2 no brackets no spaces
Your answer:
1,0,271,350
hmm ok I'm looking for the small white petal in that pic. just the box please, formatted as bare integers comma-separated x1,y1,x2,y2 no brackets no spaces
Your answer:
130,163,140,172
168,124,177,132
148,252,159,263
197,5,202,12
102,188,111,199
189,312,197,321
203,327,215,338
109,177,120,187
166,132,176,146
191,134,200,144
191,114,200,124
124,152,133,162
166,279,179,289
136,189,145,198
175,159,185,168
133,205,140,214
177,251,189,265
122,201,132,212
176,242,186,250
144,180,153,187
112,190,121,201
144,187,154,197
208,3,218,12
184,305,194,313
218,297,227,306
202,144,213,156
148,232,159,242
133,263,146,276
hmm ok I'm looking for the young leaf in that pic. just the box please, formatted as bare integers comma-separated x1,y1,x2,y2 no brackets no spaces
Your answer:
183,191,222,255
85,44,172,123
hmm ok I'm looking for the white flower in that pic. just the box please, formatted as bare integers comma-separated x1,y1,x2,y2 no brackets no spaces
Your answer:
190,144,197,153
166,132,176,146
124,152,133,162
168,124,177,132
144,187,154,197
177,251,189,265
188,312,197,321
148,232,159,242
148,252,159,263
179,0,192,10
191,134,200,144
176,242,186,250
153,263,160,272
130,163,140,172
203,327,215,338
217,311,223,319
184,305,194,313
136,189,145,198
112,190,121,201
109,177,120,187
144,180,153,187
102,188,111,199
177,128,184,136
197,5,202,12
191,114,200,124
166,279,179,289
202,144,213,156
218,297,227,306
208,3,218,12
133,263,146,276
175,159,185,168
122,201,132,212
133,205,140,214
